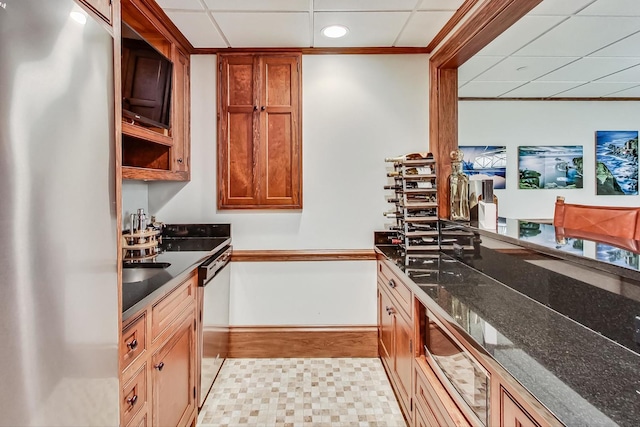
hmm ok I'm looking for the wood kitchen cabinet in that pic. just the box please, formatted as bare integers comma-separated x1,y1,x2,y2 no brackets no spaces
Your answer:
500,387,541,427
377,262,413,422
218,53,302,209
121,0,192,181
120,272,197,427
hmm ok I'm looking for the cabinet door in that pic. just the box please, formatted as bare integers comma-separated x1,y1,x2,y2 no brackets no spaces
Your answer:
501,388,540,427
218,54,259,207
378,287,394,367
218,53,302,209
394,310,413,418
79,0,112,25
172,47,190,176
152,313,196,427
259,55,301,208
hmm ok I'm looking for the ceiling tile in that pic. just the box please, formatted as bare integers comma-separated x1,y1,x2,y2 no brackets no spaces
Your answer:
458,56,505,83
538,57,640,82
313,11,410,47
502,81,585,97
458,81,527,98
395,11,454,47
515,16,640,57
165,11,227,47
476,56,579,81
578,0,640,16
552,81,640,97
598,63,640,82
602,84,640,97
314,0,418,11
478,16,566,56
528,0,595,16
418,0,465,11
205,0,309,11
214,12,310,47
590,32,640,57
157,0,203,10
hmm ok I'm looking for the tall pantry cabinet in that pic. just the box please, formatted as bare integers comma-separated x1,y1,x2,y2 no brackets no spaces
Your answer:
217,53,302,210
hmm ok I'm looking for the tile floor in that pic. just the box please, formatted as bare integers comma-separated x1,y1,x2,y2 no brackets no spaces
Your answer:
197,358,407,427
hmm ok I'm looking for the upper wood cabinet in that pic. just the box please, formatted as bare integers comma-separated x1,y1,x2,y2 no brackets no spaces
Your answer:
120,0,192,181
218,53,302,209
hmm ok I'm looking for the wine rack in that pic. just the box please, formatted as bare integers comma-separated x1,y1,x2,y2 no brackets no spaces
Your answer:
384,154,440,252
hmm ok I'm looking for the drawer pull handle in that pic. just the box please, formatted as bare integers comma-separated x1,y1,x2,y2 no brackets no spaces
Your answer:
388,279,396,288
126,394,138,406
154,362,165,371
126,339,138,351
385,306,395,315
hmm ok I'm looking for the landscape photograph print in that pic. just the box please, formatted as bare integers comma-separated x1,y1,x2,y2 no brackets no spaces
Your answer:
518,146,584,189
595,131,638,195
459,145,507,189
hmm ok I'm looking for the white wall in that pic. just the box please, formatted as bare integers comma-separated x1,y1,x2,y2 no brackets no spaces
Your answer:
148,54,430,249
139,54,431,326
459,101,640,219
122,181,148,230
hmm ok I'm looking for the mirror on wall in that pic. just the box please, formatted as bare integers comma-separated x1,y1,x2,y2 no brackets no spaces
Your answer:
456,0,640,220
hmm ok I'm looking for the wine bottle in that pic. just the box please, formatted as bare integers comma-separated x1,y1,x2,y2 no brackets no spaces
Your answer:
387,171,401,177
405,166,432,175
384,152,433,162
384,184,403,191
387,198,400,203
383,211,401,218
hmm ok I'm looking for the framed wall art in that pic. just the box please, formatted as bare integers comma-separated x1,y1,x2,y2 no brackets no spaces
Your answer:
518,146,583,189
459,145,507,189
595,130,638,195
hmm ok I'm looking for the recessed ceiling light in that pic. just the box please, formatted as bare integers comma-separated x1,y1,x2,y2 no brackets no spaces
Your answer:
322,25,349,39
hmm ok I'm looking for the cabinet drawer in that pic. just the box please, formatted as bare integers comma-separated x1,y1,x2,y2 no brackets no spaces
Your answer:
122,364,147,427
378,261,412,318
121,313,146,372
152,273,196,342
414,361,470,427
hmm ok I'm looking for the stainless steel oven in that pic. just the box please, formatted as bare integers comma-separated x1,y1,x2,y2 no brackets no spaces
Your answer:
197,245,232,408
424,309,490,426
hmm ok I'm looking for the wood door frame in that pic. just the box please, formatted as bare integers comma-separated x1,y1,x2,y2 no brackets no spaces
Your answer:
429,0,543,218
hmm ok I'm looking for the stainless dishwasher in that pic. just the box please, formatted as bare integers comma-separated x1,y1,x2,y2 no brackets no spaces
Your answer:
198,245,232,408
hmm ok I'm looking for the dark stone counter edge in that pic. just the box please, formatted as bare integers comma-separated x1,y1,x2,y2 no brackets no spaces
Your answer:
441,218,640,284
374,245,565,427
122,257,203,322
122,238,230,322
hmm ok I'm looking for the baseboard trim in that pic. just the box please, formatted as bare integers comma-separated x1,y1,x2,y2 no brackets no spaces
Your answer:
228,325,378,358
231,249,377,262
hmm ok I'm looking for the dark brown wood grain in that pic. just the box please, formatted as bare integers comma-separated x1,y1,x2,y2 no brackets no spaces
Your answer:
228,326,378,358
218,53,302,209
231,249,377,262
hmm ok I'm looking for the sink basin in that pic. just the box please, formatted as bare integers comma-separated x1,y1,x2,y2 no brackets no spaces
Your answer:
122,262,171,283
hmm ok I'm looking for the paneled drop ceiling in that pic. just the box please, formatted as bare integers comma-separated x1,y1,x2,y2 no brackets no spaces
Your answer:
459,0,640,98
155,0,465,48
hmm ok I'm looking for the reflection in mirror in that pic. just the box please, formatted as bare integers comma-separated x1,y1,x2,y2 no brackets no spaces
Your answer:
457,0,640,219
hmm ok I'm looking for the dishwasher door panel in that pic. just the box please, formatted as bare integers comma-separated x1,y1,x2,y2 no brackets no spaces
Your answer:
199,262,230,407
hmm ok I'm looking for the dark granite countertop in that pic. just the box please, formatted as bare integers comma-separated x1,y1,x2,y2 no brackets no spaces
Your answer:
122,224,231,322
376,243,640,427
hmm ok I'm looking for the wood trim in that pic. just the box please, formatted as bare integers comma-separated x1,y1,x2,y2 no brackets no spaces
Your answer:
460,97,640,101
228,325,378,358
430,0,543,218
123,0,194,53
431,0,543,69
194,47,430,55
122,166,189,181
425,0,482,52
231,249,377,262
